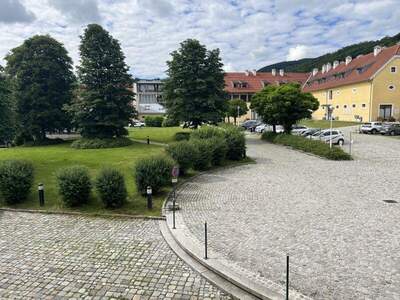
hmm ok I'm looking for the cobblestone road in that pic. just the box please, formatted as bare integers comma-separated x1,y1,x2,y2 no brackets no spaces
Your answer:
0,211,231,299
178,132,400,299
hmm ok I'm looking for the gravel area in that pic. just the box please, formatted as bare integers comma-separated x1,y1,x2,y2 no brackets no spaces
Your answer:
0,211,231,299
178,131,400,299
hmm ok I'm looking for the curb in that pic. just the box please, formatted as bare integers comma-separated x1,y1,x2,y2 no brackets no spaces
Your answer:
0,207,165,220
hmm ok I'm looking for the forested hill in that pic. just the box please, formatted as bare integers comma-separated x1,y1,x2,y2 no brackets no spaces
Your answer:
258,32,400,73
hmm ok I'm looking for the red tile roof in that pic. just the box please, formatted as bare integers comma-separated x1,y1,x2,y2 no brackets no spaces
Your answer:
303,44,400,92
224,71,309,94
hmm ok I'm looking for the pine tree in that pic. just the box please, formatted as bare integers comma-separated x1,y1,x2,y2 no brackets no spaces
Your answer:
163,39,227,127
0,66,15,143
68,24,135,138
5,35,75,142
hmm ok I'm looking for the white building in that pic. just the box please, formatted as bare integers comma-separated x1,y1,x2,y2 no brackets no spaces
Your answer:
132,79,166,119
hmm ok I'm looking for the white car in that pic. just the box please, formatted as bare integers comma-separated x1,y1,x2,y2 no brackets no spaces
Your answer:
263,125,284,133
311,129,345,146
360,122,383,134
130,120,145,127
255,123,267,133
291,125,308,135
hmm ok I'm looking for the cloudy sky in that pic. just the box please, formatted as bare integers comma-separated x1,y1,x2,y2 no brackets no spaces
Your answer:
0,0,399,78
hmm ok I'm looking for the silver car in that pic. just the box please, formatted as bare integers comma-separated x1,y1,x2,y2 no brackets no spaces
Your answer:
311,129,345,146
360,122,383,134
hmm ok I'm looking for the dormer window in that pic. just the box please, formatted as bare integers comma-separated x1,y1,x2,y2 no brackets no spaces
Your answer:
232,81,248,88
262,80,270,87
391,66,397,73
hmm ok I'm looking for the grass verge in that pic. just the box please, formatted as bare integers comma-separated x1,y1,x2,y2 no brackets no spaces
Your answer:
299,119,359,129
128,127,191,144
261,132,352,160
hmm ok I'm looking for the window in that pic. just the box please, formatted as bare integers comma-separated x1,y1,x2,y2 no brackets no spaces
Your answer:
388,85,396,91
352,88,357,94
336,90,340,95
379,105,392,119
352,104,356,108
328,90,333,100
336,105,339,109
391,66,397,73
344,105,347,109
240,94,247,101
233,81,248,88
362,104,366,108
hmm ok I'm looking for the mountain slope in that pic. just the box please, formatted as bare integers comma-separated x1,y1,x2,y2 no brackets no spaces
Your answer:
258,33,400,73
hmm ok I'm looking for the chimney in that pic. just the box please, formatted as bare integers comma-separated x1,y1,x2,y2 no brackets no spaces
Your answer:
374,45,382,56
345,56,352,65
326,62,332,72
312,68,318,76
279,69,284,76
245,70,249,76
271,68,276,76
251,69,257,76
333,61,339,69
321,64,326,73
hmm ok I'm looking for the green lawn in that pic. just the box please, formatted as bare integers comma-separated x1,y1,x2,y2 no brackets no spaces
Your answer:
128,127,190,144
0,142,167,216
299,120,360,129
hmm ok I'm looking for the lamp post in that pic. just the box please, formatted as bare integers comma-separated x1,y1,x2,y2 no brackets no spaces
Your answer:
328,105,334,149
237,105,240,125
38,183,44,207
146,186,152,209
171,166,179,229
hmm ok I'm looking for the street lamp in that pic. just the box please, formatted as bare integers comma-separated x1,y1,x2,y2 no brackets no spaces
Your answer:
146,186,152,209
237,105,240,125
322,104,334,149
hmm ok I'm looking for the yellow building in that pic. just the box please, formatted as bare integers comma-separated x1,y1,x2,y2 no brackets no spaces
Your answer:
303,44,400,122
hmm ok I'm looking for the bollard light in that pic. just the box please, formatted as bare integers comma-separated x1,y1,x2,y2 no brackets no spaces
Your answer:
146,186,153,209
147,136,150,145
38,183,44,207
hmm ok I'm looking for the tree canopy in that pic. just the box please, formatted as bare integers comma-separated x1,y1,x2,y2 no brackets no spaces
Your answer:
163,39,227,127
0,66,15,142
5,35,75,142
67,24,135,138
251,83,319,133
226,99,248,124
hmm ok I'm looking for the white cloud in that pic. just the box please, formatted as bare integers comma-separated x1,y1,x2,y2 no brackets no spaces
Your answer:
286,45,311,61
0,0,399,77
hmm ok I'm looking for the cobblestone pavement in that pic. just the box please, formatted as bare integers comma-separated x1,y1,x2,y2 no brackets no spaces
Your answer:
177,131,400,299
0,211,231,299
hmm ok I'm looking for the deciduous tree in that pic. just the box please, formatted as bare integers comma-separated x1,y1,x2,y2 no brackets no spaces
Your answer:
226,99,248,124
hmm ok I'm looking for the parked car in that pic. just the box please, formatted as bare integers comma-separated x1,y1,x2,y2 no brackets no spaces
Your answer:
263,125,284,133
311,129,345,145
241,120,259,130
301,128,320,137
129,120,145,127
0,140,12,148
255,123,267,133
379,123,400,135
360,122,383,134
291,125,308,135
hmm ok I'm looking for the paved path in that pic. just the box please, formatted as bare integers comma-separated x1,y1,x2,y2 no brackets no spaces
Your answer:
176,132,400,299
0,211,231,299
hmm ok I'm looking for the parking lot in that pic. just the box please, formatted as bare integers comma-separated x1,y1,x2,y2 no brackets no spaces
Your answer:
177,128,400,299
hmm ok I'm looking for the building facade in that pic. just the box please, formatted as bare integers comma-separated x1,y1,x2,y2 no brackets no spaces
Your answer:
132,79,166,120
303,44,400,122
224,69,309,122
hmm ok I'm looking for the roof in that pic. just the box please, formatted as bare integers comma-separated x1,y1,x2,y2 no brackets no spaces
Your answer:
224,71,309,94
303,44,400,92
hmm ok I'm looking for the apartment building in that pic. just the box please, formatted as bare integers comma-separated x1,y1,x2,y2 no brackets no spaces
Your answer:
303,44,400,122
132,79,165,120
224,69,309,121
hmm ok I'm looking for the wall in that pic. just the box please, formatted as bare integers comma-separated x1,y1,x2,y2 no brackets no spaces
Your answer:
371,57,400,121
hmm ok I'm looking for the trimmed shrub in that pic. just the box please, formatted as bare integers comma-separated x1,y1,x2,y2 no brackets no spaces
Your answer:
224,127,246,160
162,117,180,127
175,132,191,141
71,137,132,149
95,168,127,208
56,166,92,206
167,141,197,174
134,156,174,194
0,160,34,204
208,136,228,166
189,139,213,170
144,116,164,127
261,132,352,160
191,126,224,140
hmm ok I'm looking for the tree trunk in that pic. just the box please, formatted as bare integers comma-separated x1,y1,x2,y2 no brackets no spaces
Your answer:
234,116,237,125
272,124,276,133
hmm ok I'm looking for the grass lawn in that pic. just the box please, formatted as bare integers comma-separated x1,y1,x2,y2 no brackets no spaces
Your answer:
299,119,360,129
0,142,167,216
128,126,190,144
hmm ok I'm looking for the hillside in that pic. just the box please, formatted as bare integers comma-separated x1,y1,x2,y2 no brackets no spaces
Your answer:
258,32,400,73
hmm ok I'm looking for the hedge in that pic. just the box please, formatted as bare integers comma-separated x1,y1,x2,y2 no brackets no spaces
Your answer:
56,166,92,206
166,141,196,174
261,132,352,160
95,168,127,208
144,116,164,127
71,137,132,149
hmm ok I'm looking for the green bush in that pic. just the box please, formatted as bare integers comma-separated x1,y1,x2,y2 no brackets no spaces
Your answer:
134,156,174,194
56,166,92,206
208,136,228,166
224,127,246,160
0,160,34,204
144,116,164,127
71,137,132,149
162,116,180,127
261,132,352,160
167,141,196,174
189,139,213,170
175,132,191,141
95,168,127,208
191,126,224,140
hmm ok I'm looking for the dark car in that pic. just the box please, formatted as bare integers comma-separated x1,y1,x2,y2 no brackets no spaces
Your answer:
241,120,261,131
379,123,400,136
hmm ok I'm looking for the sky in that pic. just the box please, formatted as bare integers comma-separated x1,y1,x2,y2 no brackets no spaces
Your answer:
0,0,399,78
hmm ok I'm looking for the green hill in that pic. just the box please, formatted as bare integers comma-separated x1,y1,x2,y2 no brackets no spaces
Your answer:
258,33,400,73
